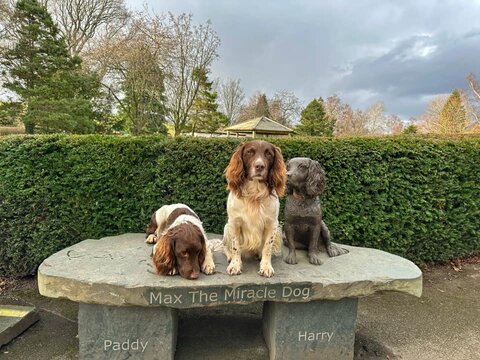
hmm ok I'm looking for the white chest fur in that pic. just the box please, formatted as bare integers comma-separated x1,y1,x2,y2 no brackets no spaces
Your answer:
227,180,280,252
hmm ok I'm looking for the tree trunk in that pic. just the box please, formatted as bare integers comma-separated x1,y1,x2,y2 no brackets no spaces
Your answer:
24,122,35,134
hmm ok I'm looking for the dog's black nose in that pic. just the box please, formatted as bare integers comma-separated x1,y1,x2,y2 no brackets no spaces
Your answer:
255,163,265,171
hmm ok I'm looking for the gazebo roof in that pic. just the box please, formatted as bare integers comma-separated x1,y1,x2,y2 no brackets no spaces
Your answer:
224,116,293,134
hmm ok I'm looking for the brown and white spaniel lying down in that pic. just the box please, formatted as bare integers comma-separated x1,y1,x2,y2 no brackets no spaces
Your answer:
223,140,286,277
146,204,215,280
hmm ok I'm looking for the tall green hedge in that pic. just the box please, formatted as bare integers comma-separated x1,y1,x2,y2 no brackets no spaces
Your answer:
0,135,479,276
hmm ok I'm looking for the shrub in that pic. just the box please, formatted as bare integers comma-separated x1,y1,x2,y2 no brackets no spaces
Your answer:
0,134,479,276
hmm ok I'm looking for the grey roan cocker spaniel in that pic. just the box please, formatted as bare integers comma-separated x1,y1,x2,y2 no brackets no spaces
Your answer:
283,157,348,265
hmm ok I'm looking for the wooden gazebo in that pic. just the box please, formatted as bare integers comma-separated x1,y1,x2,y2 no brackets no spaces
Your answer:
224,116,293,137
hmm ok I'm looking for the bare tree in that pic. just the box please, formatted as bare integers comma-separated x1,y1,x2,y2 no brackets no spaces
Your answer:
325,95,352,135
217,78,244,125
1,0,129,58
365,102,406,135
386,114,404,135
44,0,130,57
0,0,9,20
467,73,480,102
0,1,11,93
324,94,370,136
335,105,355,135
466,73,480,124
237,92,260,123
324,95,342,121
350,109,370,135
161,13,220,136
414,91,475,134
84,11,220,136
365,102,388,134
235,90,301,126
325,95,390,136
237,91,273,123
456,89,479,129
415,95,449,133
86,12,172,134
0,0,16,43
269,90,302,126
326,95,403,136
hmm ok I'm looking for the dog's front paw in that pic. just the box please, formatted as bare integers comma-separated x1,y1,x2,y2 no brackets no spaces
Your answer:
284,250,297,265
327,244,349,257
167,268,178,275
258,262,275,277
308,252,323,265
202,260,216,275
145,234,157,244
226,261,242,275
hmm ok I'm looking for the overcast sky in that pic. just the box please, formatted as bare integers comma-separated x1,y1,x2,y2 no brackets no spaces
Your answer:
126,0,480,120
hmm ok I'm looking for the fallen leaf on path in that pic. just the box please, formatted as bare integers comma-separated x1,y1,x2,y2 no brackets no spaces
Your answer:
450,261,462,272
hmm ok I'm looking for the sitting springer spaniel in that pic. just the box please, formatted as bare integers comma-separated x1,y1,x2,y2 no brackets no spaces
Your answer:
146,204,215,280
223,140,286,277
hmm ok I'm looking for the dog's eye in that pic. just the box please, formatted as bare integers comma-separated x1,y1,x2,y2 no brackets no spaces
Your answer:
265,150,273,158
181,251,189,258
245,148,255,156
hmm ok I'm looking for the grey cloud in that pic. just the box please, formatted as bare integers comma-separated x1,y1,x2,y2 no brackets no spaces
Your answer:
334,31,480,117
126,0,480,118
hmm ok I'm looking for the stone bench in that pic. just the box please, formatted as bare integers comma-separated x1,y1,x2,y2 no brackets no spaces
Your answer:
38,233,422,360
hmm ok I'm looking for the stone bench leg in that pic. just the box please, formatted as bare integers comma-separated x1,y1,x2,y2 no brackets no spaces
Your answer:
262,298,358,360
79,304,178,360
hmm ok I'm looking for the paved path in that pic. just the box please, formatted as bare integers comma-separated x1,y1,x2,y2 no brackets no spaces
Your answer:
357,261,480,360
0,261,479,359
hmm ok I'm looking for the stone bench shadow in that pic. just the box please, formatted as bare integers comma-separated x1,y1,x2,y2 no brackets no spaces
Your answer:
38,233,422,360
176,303,268,360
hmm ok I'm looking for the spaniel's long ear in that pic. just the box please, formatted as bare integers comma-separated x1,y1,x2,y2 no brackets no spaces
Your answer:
305,159,326,197
152,232,176,275
198,233,207,267
225,143,246,197
269,145,286,197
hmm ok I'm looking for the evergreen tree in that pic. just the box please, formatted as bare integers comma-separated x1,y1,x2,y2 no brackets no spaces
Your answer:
25,68,100,133
296,99,335,136
438,90,468,134
1,0,98,133
189,68,227,135
402,124,418,135
255,93,271,118
0,101,22,126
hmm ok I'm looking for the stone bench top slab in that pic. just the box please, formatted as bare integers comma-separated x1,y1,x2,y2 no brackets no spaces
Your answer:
38,233,422,308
